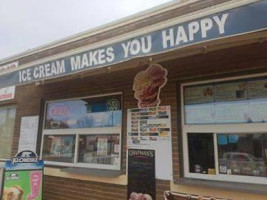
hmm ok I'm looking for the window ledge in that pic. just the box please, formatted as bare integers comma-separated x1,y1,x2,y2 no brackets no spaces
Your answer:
60,167,123,177
174,178,267,195
44,167,127,185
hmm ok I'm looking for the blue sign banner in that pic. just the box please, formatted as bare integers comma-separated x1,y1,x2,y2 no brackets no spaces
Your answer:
0,1,267,87
5,151,44,171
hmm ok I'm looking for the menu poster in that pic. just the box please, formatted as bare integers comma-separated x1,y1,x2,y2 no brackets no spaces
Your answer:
18,116,39,152
97,137,108,156
184,85,214,105
128,149,155,200
127,106,171,144
248,79,267,99
127,106,172,180
215,82,247,102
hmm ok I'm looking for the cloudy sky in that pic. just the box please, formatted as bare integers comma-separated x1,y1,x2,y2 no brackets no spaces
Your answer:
0,0,175,60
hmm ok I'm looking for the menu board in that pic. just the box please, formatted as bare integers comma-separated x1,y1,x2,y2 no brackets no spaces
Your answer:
184,77,267,124
18,116,39,152
128,149,155,200
128,106,171,143
184,85,214,105
215,82,247,102
127,106,172,180
248,79,267,99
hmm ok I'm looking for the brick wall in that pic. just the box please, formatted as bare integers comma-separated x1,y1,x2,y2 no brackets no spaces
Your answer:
1,41,267,200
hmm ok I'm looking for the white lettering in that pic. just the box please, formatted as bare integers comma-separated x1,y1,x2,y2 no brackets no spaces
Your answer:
121,42,131,58
188,21,200,41
213,13,229,34
176,26,188,45
162,28,174,48
141,36,152,53
98,49,106,64
106,47,114,62
71,56,81,71
201,18,213,38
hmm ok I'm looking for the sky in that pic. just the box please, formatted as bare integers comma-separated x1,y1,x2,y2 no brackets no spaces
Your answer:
0,0,175,61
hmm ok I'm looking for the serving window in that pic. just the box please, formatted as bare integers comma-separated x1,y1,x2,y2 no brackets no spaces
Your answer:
181,75,267,184
41,93,122,170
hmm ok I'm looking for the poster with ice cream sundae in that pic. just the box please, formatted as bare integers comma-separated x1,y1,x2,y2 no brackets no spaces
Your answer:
1,151,43,200
133,64,167,108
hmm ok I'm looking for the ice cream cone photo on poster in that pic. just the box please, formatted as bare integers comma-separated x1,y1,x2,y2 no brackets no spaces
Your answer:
133,64,168,108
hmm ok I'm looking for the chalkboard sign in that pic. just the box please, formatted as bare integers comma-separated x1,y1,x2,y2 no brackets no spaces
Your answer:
128,149,155,200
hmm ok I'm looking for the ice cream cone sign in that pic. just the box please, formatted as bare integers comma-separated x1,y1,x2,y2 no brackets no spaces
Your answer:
133,64,168,108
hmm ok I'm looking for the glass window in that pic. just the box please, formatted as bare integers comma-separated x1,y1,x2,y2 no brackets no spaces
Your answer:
218,134,267,177
0,107,16,159
184,77,267,125
42,135,76,163
41,94,122,170
45,95,122,129
182,76,267,184
78,134,120,166
188,133,215,174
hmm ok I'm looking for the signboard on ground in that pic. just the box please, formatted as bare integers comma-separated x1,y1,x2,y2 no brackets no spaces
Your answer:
1,151,44,200
128,149,155,200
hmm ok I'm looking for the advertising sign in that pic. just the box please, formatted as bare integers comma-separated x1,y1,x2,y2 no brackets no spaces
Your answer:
0,86,15,102
128,149,155,200
0,62,18,75
18,116,39,152
133,64,167,108
1,151,44,200
0,1,267,88
127,106,172,180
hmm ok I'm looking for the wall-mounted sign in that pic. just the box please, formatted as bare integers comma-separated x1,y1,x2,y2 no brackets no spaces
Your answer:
0,86,15,102
18,116,39,152
133,64,167,108
128,149,155,200
127,106,172,180
1,151,44,200
0,62,18,75
0,1,267,88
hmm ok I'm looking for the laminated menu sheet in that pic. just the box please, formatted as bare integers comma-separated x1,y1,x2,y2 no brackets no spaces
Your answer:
127,106,172,180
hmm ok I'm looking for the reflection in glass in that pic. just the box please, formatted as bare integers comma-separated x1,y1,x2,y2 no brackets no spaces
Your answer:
218,134,267,177
42,135,76,163
0,108,16,159
45,95,122,129
188,133,215,174
78,134,120,166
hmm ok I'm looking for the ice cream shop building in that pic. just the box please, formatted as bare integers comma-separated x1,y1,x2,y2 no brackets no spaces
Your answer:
1,0,267,199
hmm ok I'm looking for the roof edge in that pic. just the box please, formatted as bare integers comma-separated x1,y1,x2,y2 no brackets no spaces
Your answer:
0,0,196,65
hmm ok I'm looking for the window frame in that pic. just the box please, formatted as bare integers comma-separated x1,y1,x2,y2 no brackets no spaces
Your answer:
0,106,16,161
181,73,267,185
40,92,123,171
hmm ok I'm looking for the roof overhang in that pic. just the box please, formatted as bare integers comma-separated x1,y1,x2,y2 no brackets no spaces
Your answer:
0,0,266,88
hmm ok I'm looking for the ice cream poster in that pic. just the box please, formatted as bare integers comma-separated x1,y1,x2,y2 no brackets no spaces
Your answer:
2,170,42,200
1,151,43,200
133,64,167,108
